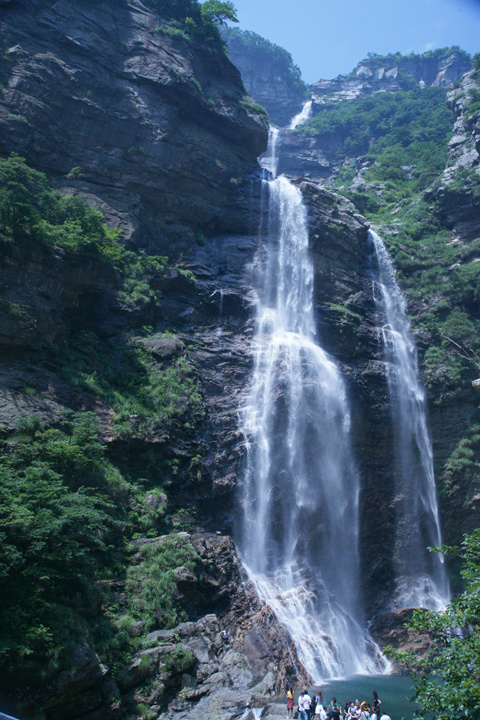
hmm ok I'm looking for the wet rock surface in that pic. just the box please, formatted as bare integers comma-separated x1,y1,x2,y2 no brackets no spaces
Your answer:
370,609,436,671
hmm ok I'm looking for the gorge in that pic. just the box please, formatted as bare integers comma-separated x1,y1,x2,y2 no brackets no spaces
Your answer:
1,2,480,720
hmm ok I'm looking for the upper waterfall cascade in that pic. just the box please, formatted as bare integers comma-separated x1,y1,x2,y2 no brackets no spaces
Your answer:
370,229,450,611
238,113,389,681
289,100,313,129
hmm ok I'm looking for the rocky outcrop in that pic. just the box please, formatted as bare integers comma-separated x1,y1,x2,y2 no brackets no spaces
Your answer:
294,182,397,613
311,49,471,106
115,531,308,720
268,50,471,183
0,235,115,351
223,28,307,127
435,69,480,240
0,0,267,245
424,68,480,546
44,646,121,720
370,609,436,672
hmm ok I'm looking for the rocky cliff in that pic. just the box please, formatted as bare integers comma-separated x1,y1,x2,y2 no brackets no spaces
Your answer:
0,0,267,244
1,5,480,718
0,2,306,718
273,48,470,182
311,48,471,106
222,27,308,127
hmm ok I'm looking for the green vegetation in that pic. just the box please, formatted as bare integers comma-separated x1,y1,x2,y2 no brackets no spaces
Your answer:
388,530,480,720
0,152,207,691
142,0,238,50
126,535,199,630
0,153,196,312
0,153,122,256
298,87,452,197
53,330,205,439
308,81,480,401
239,94,269,122
443,424,480,499
0,413,121,670
0,411,203,678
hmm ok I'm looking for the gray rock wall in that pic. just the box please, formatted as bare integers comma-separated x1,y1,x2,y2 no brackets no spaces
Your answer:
0,0,267,246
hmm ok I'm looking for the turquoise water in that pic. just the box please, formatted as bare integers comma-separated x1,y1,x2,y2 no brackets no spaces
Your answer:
294,675,418,719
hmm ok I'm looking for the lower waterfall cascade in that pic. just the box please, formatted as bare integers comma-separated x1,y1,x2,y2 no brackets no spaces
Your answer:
238,118,389,681
370,229,450,611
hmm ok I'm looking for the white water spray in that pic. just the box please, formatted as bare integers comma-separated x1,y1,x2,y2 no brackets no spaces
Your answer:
370,229,450,611
289,100,313,129
238,134,388,681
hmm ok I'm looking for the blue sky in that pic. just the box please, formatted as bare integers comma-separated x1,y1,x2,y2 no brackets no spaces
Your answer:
228,0,480,83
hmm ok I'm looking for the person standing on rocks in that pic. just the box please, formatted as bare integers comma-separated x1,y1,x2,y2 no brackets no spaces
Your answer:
286,687,295,719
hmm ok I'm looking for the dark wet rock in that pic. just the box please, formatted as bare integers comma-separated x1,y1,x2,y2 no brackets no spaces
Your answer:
0,237,115,350
370,609,436,671
44,645,120,720
0,0,267,246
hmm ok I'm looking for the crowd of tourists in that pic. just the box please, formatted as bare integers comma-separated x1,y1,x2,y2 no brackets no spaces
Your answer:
286,689,392,720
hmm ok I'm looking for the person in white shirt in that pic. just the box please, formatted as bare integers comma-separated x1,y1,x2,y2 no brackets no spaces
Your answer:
380,713,392,720
298,691,306,720
303,691,312,720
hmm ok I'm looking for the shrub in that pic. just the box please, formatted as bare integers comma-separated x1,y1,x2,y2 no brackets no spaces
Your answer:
0,414,121,671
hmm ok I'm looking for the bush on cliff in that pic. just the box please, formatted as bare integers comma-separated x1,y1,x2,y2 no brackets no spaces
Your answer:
0,153,122,255
0,414,121,671
144,0,237,49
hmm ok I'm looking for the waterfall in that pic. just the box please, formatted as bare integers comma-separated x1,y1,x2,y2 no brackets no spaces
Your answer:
370,229,450,611
238,133,388,681
289,100,313,130
261,128,280,177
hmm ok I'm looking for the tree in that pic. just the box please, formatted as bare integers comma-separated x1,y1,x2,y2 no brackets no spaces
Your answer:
388,531,480,720
200,0,238,26
0,414,120,670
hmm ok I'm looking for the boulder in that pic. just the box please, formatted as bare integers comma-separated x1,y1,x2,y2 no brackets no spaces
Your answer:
44,645,120,720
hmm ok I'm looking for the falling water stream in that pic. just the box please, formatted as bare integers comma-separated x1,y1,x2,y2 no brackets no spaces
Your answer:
370,230,450,610
238,109,388,681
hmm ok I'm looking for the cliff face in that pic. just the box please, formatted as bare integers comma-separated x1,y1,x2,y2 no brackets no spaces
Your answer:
0,0,267,244
311,49,471,106
1,7,480,716
275,49,470,182
428,68,480,546
222,27,307,127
